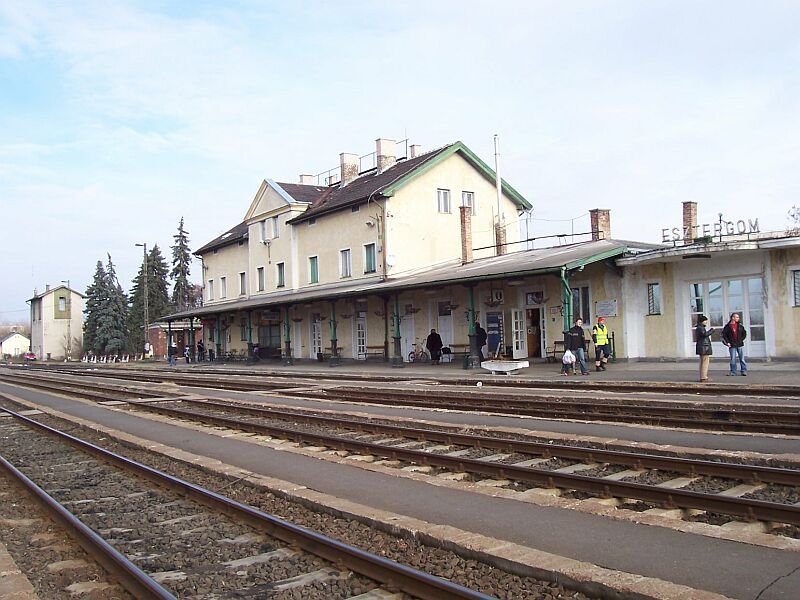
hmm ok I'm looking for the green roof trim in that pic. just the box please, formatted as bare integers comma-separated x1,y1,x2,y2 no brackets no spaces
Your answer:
565,245,628,270
381,141,532,210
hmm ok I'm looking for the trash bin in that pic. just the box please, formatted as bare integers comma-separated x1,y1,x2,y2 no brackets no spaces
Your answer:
462,353,472,369
317,352,324,362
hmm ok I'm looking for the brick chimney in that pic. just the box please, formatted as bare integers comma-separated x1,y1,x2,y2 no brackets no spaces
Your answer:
299,174,315,185
376,138,396,173
409,144,423,158
494,222,507,256
682,201,697,245
45,284,50,292
340,153,359,186
589,209,611,240
460,206,473,264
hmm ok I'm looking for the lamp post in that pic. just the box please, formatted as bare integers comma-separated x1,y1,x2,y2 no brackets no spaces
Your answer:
135,243,149,357
61,279,71,361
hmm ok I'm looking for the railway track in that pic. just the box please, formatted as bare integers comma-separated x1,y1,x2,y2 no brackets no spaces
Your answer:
4,367,800,435
111,395,800,534
0,406,496,600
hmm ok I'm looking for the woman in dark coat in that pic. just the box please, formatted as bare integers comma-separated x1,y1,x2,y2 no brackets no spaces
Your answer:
426,329,443,364
695,314,715,382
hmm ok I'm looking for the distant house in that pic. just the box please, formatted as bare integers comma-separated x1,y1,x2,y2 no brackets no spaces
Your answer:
0,332,30,358
28,284,84,361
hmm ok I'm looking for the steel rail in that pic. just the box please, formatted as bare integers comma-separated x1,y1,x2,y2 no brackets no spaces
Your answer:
120,400,800,525
0,454,176,599
23,362,800,397
155,398,800,486
0,371,161,401
0,405,494,600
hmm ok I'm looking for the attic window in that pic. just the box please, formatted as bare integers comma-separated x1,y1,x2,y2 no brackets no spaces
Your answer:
351,205,360,213
308,218,316,226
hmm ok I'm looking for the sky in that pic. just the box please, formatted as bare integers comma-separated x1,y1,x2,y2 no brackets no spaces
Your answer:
1,1,798,324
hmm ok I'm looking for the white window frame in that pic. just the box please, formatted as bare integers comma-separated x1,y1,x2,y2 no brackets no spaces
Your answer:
340,248,352,278
58,296,66,312
276,262,286,288
220,276,227,299
268,216,280,239
462,191,475,215
647,282,662,315
791,267,800,307
571,284,591,324
364,243,376,274
207,280,214,301
437,188,451,214
308,256,319,284
259,220,267,242
257,266,265,292
238,272,246,296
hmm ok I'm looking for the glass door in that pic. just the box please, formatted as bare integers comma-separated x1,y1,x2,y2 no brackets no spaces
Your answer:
310,313,322,358
511,309,527,359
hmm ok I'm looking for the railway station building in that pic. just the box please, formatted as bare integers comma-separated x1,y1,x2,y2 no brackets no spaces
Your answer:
169,139,800,364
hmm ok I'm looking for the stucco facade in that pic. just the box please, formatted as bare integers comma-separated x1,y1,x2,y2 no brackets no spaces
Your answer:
28,285,84,361
1,332,30,358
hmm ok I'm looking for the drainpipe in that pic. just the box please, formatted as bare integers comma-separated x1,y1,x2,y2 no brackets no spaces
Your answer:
329,300,340,366
391,294,403,367
283,305,293,366
560,267,573,333
466,285,478,369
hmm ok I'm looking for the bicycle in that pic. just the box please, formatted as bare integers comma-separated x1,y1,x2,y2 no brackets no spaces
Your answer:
407,342,430,363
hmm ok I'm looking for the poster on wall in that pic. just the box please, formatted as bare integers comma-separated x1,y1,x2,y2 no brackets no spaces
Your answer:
486,311,504,356
525,291,544,305
595,299,618,318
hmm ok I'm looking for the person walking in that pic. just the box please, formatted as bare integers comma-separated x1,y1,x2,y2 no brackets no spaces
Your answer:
564,318,589,375
721,312,748,376
426,329,443,365
592,316,611,371
475,322,488,361
695,314,715,382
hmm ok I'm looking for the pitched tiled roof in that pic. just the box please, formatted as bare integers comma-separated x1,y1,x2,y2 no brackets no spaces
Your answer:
275,182,328,204
285,145,452,224
195,221,249,255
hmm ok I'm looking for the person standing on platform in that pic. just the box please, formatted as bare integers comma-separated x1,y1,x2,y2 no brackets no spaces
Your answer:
722,312,748,376
167,343,177,366
197,340,205,362
426,329,443,365
183,346,190,364
592,316,611,371
695,314,715,382
475,322,488,361
565,318,589,375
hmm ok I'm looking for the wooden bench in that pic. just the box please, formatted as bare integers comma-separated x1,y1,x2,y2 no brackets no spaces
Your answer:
357,345,385,360
445,344,470,363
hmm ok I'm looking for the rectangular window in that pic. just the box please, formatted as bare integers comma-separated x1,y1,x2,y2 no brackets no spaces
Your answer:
309,256,319,284
257,267,265,291
58,296,66,311
220,277,227,299
268,216,279,239
364,243,376,273
794,270,800,306
462,191,475,215
277,262,285,287
437,189,451,213
240,318,248,341
571,286,590,323
647,283,661,315
340,248,352,278
239,272,246,296
259,220,267,242
207,280,214,301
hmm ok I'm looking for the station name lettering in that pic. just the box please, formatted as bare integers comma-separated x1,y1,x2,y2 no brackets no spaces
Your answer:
662,219,759,243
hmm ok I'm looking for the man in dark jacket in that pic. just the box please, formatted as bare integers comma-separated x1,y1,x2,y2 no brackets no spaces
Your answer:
695,314,715,382
563,318,589,375
721,312,748,376
426,329,443,364
475,322,488,361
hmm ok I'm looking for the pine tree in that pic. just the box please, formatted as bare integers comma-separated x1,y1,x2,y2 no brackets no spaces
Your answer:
171,217,193,311
96,254,129,355
128,244,173,352
83,261,107,354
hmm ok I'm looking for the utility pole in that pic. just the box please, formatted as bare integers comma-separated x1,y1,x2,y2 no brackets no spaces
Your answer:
135,243,149,357
61,279,71,361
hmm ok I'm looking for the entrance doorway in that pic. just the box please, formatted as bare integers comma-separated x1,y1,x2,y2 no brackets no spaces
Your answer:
526,308,542,358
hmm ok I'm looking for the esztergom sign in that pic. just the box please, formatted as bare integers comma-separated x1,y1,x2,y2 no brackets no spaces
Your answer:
662,218,759,243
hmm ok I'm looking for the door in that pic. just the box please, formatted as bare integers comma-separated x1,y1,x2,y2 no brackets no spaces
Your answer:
354,300,368,359
310,313,322,358
400,312,415,361
526,308,542,358
512,309,527,359
437,301,453,348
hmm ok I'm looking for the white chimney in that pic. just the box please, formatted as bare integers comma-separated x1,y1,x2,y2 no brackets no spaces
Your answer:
299,174,315,185
376,138,396,173
340,152,359,186
409,144,423,158
45,284,50,292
